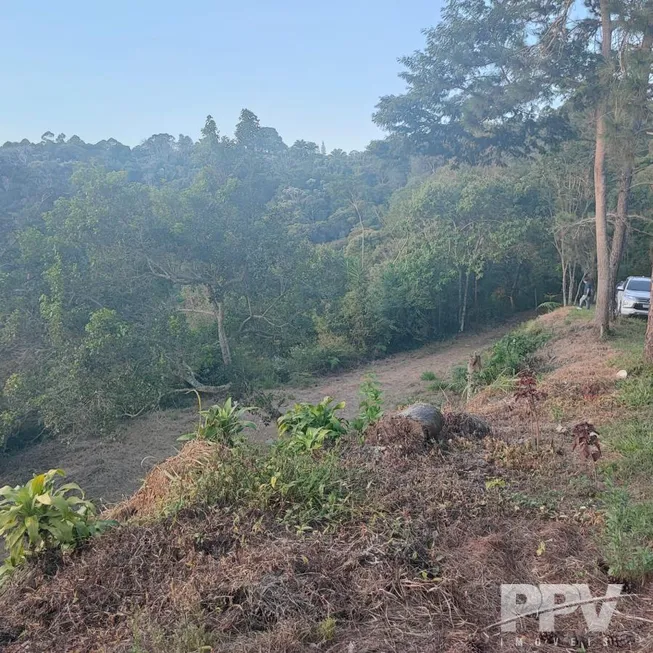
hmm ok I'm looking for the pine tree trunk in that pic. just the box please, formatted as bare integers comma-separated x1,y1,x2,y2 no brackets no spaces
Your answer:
509,262,521,310
609,165,632,313
609,25,653,310
593,0,612,337
458,268,463,324
568,265,577,308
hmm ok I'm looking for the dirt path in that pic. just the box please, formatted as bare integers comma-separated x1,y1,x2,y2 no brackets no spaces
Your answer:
285,320,516,417
0,316,527,505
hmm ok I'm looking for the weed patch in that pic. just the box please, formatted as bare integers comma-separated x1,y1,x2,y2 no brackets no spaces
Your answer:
602,418,653,485
601,485,653,581
169,443,356,534
609,317,647,355
617,372,653,408
478,324,550,386
594,320,653,582
131,618,220,653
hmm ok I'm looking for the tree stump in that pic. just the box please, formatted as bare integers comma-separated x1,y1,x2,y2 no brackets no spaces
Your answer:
397,403,444,442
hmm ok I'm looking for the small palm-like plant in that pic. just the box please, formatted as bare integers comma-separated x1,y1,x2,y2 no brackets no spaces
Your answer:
179,397,256,446
0,469,106,581
352,376,384,433
278,397,347,439
279,427,335,454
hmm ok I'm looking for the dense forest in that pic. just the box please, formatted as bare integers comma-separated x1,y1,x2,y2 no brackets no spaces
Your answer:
2,0,653,451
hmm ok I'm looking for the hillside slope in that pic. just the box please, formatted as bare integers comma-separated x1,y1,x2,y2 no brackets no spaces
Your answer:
1,309,652,652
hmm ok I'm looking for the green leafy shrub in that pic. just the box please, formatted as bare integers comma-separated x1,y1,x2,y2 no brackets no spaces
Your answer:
174,444,354,533
179,397,256,446
287,335,357,377
479,327,550,385
278,397,347,441
33,308,179,439
0,469,109,580
351,376,384,432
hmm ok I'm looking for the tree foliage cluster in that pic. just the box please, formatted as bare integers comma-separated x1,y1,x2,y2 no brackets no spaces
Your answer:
375,0,653,335
3,0,653,449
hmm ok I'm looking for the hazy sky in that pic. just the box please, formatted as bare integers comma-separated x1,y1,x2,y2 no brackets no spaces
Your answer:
2,1,444,151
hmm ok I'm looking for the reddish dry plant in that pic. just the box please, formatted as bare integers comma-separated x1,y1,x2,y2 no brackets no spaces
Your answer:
572,421,602,462
514,371,548,450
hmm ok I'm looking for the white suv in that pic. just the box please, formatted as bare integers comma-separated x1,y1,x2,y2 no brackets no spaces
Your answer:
616,276,651,316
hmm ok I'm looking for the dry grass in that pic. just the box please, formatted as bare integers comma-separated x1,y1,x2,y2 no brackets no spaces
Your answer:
106,439,219,521
365,415,428,455
2,430,648,652
469,313,625,440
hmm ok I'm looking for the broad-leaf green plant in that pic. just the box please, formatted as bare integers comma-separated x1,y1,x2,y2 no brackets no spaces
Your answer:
277,397,347,443
0,469,107,581
179,397,256,446
277,427,334,454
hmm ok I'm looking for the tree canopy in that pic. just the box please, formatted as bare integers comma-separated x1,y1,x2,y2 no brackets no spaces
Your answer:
2,0,653,452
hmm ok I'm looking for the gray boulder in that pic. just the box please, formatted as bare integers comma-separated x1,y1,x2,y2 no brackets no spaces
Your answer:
398,403,444,442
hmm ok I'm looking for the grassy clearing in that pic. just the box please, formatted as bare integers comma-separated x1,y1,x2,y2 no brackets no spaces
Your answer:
602,418,653,483
563,306,595,325
609,315,647,352
609,317,648,374
596,317,653,580
617,375,653,407
601,485,653,581
610,320,653,409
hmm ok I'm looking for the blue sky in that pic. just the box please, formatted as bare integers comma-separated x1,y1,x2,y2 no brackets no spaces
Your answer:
2,1,443,151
